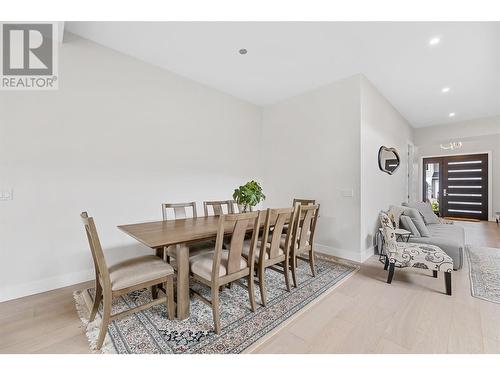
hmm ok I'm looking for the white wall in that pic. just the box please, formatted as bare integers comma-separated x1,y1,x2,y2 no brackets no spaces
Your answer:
261,75,362,260
414,116,500,220
360,76,414,259
0,34,262,302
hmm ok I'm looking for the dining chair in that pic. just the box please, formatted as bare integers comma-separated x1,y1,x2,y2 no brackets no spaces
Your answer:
81,212,175,350
203,200,235,216
162,201,197,220
161,202,213,263
288,204,320,287
189,211,260,334
280,199,316,235
292,198,316,206
243,207,297,306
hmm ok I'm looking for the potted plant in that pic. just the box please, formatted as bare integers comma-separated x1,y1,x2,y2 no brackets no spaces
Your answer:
232,180,266,212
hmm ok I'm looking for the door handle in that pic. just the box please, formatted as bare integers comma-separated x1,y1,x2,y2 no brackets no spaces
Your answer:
443,189,447,197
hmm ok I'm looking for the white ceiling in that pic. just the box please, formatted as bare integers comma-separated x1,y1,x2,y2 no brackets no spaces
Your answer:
65,22,500,128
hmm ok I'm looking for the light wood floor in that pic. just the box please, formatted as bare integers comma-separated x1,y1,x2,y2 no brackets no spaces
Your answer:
1,221,499,354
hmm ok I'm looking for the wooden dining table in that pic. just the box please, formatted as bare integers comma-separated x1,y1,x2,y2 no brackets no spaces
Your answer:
117,216,260,320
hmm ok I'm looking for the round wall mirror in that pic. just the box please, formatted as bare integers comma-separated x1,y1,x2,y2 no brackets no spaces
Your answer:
378,146,400,175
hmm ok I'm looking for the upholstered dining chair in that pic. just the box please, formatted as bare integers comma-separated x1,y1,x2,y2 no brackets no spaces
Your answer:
379,211,453,295
81,212,175,350
203,200,235,216
189,211,261,334
243,207,298,306
292,198,316,206
161,202,214,264
280,199,316,235
288,203,320,287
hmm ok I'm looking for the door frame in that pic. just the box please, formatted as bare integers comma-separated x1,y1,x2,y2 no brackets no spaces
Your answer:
419,151,493,221
422,157,445,217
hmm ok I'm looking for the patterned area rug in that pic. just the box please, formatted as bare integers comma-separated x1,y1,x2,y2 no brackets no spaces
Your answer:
74,256,357,353
466,246,500,304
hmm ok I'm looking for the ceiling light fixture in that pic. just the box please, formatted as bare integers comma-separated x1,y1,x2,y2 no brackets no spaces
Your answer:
429,37,441,46
449,112,456,117
441,87,450,93
440,142,462,151
239,48,247,55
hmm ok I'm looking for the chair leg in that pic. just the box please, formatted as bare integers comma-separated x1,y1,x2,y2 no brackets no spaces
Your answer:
445,272,452,296
89,281,102,322
151,285,158,299
309,250,316,277
166,275,175,320
95,292,111,350
166,255,171,264
211,286,221,334
291,255,298,288
387,263,395,284
433,270,438,278
258,267,267,306
384,256,389,271
284,258,291,292
248,272,256,312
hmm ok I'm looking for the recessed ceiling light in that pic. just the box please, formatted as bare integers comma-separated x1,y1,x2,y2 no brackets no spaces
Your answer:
429,37,441,46
441,87,450,93
449,112,456,117
239,48,247,55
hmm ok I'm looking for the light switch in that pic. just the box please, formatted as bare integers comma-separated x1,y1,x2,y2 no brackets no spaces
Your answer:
341,189,354,197
0,188,13,200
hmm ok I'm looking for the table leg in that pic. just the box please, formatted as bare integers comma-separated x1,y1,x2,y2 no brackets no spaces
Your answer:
175,244,190,320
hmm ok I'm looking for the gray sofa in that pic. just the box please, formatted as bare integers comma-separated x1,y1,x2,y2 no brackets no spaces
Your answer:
390,202,465,270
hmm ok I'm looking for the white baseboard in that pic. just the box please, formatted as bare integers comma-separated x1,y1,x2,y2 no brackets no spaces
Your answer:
315,243,361,263
0,268,94,303
360,246,375,262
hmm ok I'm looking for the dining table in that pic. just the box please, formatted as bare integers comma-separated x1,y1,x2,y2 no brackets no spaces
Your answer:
117,215,262,320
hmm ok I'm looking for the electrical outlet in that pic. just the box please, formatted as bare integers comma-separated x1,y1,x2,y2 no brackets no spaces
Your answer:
0,188,13,200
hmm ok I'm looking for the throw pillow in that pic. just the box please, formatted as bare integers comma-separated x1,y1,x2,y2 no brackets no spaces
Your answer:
403,207,431,237
405,201,440,225
388,205,406,229
400,215,421,237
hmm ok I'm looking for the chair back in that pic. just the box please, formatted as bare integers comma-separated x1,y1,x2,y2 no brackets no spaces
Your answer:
379,211,398,256
292,198,316,206
261,207,297,260
81,212,110,287
213,211,261,279
162,202,197,220
204,200,235,216
292,204,320,252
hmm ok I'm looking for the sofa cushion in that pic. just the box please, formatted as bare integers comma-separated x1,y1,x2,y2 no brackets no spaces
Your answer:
400,215,421,237
404,201,440,224
408,223,465,270
403,207,430,237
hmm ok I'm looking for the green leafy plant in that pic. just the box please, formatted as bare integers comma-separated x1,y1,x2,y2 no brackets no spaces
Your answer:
232,180,266,212
431,200,439,213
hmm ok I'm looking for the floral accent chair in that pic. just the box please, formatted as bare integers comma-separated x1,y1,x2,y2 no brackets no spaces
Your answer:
379,211,453,295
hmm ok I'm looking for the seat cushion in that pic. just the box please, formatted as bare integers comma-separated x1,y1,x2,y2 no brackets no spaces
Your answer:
407,223,465,270
391,242,453,272
189,250,247,281
109,255,174,291
242,239,284,262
